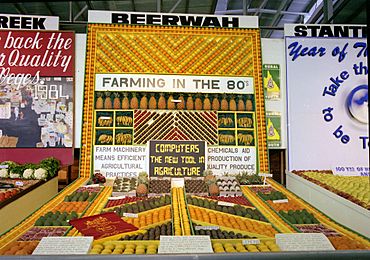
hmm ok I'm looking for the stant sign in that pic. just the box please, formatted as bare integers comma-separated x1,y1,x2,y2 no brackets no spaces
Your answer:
0,14,59,30
88,10,258,28
284,24,367,38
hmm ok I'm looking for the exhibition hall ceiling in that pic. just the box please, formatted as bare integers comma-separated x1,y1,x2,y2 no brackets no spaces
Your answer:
0,0,367,37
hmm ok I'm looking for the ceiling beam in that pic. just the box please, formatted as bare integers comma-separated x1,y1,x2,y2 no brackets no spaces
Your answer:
169,0,183,13
13,3,27,14
254,0,269,16
86,0,94,10
74,4,88,21
323,0,334,23
44,2,56,16
157,0,161,12
131,0,136,12
216,8,307,16
343,1,366,23
185,0,189,13
265,0,294,38
215,0,228,12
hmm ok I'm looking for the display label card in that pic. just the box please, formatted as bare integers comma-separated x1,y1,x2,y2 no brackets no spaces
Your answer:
122,213,138,218
32,237,93,255
109,195,126,200
158,236,213,254
272,199,288,204
259,173,273,177
15,181,24,187
0,165,8,169
218,201,235,207
83,184,100,188
275,233,335,251
332,166,369,177
242,239,260,245
194,226,219,230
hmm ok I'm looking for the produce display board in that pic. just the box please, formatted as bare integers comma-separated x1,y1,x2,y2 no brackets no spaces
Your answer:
80,24,268,178
285,24,368,174
0,30,74,164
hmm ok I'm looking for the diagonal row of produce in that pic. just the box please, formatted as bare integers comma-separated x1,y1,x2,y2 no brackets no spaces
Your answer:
1,173,369,255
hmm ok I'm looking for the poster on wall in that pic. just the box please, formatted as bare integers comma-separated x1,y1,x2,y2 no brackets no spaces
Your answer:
263,64,280,100
81,12,267,178
0,31,74,148
266,111,281,148
285,24,368,176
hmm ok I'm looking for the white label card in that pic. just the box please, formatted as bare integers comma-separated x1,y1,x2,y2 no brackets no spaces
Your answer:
32,237,94,255
259,173,273,177
242,239,260,245
275,233,335,251
122,213,138,218
272,199,288,204
217,201,235,207
194,226,219,230
158,236,213,254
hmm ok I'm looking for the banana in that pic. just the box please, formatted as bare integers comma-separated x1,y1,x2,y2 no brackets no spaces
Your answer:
97,117,113,127
238,133,254,145
115,133,132,145
98,134,113,144
116,116,133,126
237,117,253,128
219,134,235,144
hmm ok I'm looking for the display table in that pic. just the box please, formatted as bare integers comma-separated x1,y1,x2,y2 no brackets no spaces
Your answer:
0,177,58,234
286,171,370,238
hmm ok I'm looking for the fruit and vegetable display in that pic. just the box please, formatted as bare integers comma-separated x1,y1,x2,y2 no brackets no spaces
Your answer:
34,211,78,226
120,222,172,240
187,196,266,222
89,241,159,255
235,172,264,185
216,177,242,196
107,195,171,215
112,177,137,195
17,227,68,241
0,158,60,180
95,92,254,112
148,178,171,194
1,174,370,255
212,240,280,253
0,241,39,255
184,178,208,195
292,170,370,209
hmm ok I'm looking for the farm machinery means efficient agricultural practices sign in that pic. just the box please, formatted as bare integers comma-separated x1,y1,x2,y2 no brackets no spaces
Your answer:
285,24,368,176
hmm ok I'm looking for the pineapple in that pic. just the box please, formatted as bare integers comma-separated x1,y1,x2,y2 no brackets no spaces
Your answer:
130,93,139,109
95,92,104,109
208,183,219,196
203,94,211,110
167,94,176,110
136,183,148,197
149,93,157,109
186,94,194,110
158,93,166,109
211,94,220,110
122,93,129,109
194,94,203,110
229,95,236,111
237,95,245,111
221,94,228,111
140,93,148,109
136,171,149,196
203,169,216,185
246,99,253,111
177,94,185,110
104,92,112,109
113,93,121,109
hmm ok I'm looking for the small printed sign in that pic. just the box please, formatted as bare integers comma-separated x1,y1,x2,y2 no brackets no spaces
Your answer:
242,239,260,245
276,233,335,251
32,237,93,255
158,236,213,254
217,201,235,207
194,226,219,231
122,213,138,218
272,199,288,204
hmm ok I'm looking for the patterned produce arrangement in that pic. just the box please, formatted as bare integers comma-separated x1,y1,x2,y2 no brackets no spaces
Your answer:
1,174,370,255
292,170,370,209
246,180,370,250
